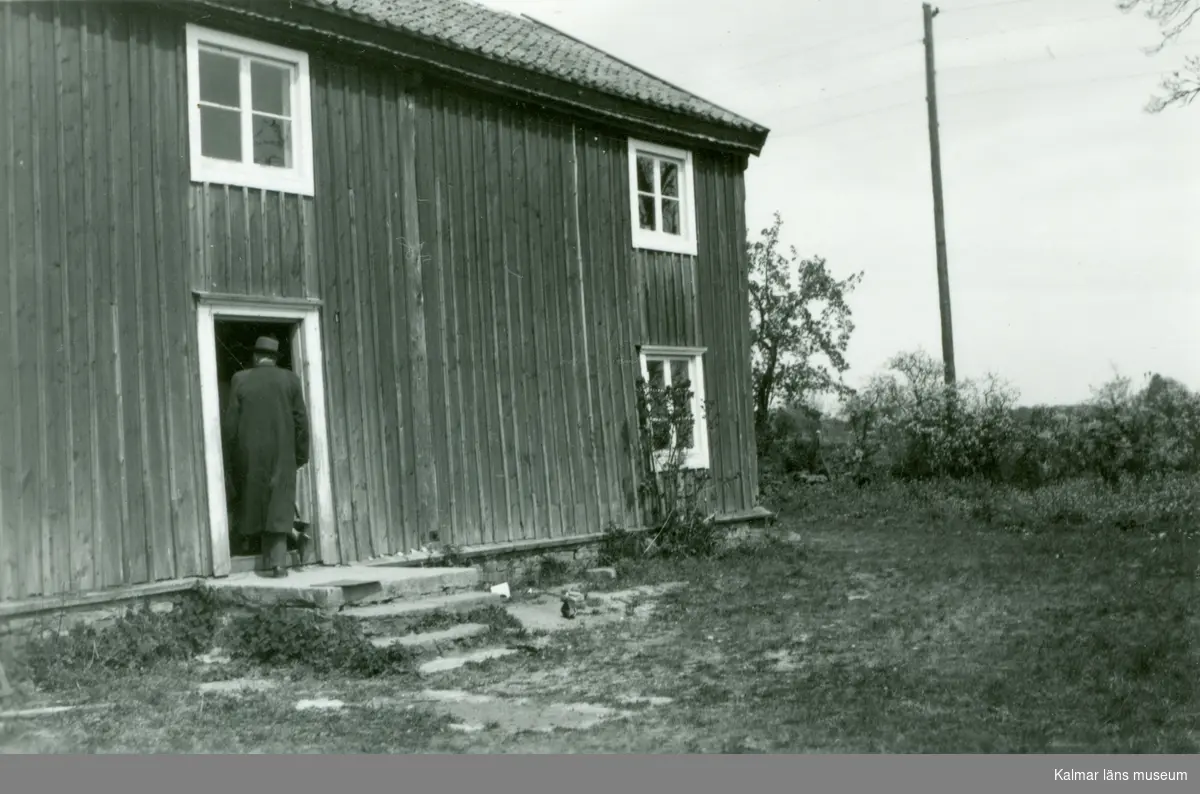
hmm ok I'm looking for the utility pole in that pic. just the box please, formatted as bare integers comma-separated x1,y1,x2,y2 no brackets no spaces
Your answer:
922,2,956,386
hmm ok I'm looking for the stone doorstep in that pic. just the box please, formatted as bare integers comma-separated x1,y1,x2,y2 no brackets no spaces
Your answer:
339,590,503,620
203,565,480,610
369,622,490,652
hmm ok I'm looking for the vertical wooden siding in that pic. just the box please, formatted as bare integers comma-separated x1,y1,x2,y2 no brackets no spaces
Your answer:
414,89,759,545
0,2,210,600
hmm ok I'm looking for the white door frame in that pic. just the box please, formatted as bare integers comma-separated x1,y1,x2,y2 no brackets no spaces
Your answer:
195,295,337,577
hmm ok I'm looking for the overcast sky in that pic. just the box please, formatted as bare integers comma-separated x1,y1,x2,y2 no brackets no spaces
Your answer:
480,0,1198,406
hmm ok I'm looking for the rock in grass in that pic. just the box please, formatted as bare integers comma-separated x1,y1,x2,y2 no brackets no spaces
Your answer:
584,567,617,581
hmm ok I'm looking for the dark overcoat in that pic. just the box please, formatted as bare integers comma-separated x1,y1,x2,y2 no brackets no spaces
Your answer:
222,362,310,538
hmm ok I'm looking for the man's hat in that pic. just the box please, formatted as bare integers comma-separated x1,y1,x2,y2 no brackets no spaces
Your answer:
254,336,280,355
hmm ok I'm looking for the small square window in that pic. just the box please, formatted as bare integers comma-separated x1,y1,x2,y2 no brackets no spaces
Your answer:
628,139,698,256
186,25,314,195
638,345,709,470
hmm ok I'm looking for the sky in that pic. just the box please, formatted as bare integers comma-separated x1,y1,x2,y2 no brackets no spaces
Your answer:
479,0,1199,407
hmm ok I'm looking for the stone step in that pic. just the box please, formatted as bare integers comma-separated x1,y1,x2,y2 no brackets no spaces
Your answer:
205,565,480,609
418,646,518,675
369,622,490,652
340,590,503,621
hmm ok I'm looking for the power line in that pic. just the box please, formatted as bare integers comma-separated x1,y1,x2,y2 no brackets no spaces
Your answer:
936,12,1127,40
940,68,1167,99
765,45,1155,120
767,68,1169,139
948,0,1042,12
727,19,914,73
940,44,1157,72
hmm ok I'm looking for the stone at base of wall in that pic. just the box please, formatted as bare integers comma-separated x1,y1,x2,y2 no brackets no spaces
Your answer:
474,545,602,587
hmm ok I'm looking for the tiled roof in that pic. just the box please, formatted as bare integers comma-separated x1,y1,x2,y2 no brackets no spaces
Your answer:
304,0,767,136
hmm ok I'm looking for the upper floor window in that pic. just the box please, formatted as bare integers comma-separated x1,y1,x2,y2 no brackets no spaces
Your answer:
185,25,315,196
627,138,698,256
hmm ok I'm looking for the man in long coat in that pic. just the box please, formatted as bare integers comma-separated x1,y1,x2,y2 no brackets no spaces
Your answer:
222,336,311,577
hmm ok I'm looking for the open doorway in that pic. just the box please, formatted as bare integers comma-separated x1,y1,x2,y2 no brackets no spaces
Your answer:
196,297,335,578
215,319,300,564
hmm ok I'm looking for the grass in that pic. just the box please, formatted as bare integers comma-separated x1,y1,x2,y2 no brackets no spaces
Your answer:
2,476,1196,753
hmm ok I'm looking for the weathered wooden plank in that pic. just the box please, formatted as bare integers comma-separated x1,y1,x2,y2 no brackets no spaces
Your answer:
496,108,532,540
128,13,174,583
579,131,620,528
468,100,496,546
363,73,400,555
174,27,212,578
39,3,71,595
55,2,97,593
416,85,453,549
432,89,470,547
511,115,548,539
91,6,125,590
430,91,461,543
314,60,359,564
248,189,266,295
567,123,604,535
424,88,456,546
551,122,588,536
107,7,146,584
730,160,756,510
25,3,56,597
389,81,418,553
0,0,20,600
354,68,390,559
481,105,514,545
152,15,202,580
339,64,378,560
453,95,487,547
530,117,565,537
400,87,438,553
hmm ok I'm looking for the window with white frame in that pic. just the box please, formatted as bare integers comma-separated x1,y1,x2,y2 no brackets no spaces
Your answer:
185,24,315,195
628,139,698,256
638,345,709,470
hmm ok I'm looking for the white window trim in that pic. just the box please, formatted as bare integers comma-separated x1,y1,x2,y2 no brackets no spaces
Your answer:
638,345,710,471
627,138,699,257
185,24,315,196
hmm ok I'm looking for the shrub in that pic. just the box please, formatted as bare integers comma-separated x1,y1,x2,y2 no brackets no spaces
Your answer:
21,589,222,690
599,376,725,564
225,606,416,677
831,351,1200,489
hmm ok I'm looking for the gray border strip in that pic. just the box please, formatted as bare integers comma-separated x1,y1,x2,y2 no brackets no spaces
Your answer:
0,755,1195,793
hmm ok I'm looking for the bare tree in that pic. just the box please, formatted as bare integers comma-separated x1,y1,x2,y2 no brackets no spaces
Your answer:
1119,0,1200,111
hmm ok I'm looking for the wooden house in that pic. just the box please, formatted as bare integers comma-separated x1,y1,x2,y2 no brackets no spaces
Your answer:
0,0,770,603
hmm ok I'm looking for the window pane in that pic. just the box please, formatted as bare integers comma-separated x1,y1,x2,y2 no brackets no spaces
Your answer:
253,114,292,167
200,105,242,162
638,195,656,231
662,198,680,235
636,155,655,193
669,360,690,389
660,161,679,198
251,60,291,116
199,49,240,107
647,360,664,389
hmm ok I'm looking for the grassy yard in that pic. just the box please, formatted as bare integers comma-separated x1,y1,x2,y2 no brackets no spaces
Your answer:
2,478,1196,753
